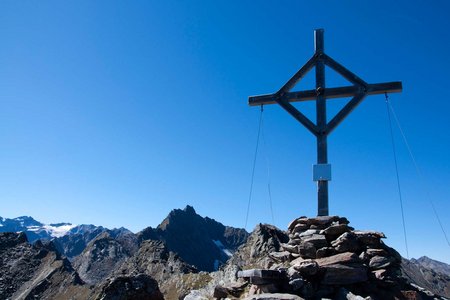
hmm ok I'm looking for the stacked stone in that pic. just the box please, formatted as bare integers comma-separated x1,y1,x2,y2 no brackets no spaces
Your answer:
237,216,410,299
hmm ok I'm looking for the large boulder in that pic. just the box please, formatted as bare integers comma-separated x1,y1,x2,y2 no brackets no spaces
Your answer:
96,274,164,300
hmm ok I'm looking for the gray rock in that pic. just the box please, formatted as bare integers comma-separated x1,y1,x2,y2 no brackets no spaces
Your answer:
315,252,360,267
359,251,370,262
288,238,302,246
289,278,305,291
299,229,320,237
287,217,307,232
290,256,306,266
287,267,301,280
298,241,316,259
366,248,388,257
238,269,285,279
320,224,350,237
96,274,164,300
269,251,291,262
372,268,387,280
73,232,131,285
308,216,340,226
331,232,360,253
292,259,319,277
302,234,328,249
281,243,299,254
353,231,385,246
369,255,395,270
213,282,247,298
243,293,305,300
0,232,88,300
238,269,285,285
321,264,368,285
316,247,336,258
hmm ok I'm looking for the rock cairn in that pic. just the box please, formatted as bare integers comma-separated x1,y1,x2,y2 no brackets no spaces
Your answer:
221,216,442,299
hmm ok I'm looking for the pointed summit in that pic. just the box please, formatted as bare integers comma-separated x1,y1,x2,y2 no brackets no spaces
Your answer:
138,206,249,271
183,205,196,214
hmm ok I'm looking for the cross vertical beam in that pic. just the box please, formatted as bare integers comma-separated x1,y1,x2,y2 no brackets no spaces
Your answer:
314,29,329,216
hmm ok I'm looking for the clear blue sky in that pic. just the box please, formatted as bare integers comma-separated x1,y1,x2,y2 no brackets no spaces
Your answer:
1,1,449,263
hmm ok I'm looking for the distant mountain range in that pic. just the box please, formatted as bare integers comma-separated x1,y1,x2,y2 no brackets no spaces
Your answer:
0,215,77,241
0,208,449,299
0,205,249,272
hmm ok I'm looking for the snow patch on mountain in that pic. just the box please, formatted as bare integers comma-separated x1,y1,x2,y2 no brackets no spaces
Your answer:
27,224,77,238
0,216,79,241
212,239,233,257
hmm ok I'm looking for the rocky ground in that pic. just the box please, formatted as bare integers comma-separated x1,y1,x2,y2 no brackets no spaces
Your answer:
187,216,449,300
0,209,449,299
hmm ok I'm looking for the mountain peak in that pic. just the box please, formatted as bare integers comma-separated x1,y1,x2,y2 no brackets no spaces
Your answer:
412,255,450,277
183,205,196,214
140,206,248,271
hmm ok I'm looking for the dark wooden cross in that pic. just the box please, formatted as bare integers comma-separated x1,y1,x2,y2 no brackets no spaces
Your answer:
248,29,402,216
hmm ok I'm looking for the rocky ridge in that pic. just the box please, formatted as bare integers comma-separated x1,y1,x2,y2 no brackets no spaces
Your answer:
411,256,450,277
1,210,449,299
0,232,91,299
137,205,249,272
401,257,450,298
73,231,135,285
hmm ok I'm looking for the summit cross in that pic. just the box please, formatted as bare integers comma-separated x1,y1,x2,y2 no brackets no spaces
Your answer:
248,29,402,216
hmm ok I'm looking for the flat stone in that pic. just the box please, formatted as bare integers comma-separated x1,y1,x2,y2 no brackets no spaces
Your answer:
280,243,299,254
331,232,360,253
243,293,305,300
238,269,285,280
321,264,368,285
353,231,385,246
290,256,306,266
369,255,395,270
310,224,326,230
366,248,388,257
288,217,307,232
308,216,340,226
292,223,308,233
320,224,350,237
316,247,336,258
288,238,302,246
302,234,328,249
315,252,360,267
269,251,291,262
299,229,321,237
292,259,319,276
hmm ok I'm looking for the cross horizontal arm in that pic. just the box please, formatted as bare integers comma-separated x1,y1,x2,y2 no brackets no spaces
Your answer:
248,81,402,106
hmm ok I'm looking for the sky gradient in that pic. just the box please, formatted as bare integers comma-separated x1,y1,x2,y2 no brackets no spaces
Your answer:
1,1,449,263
